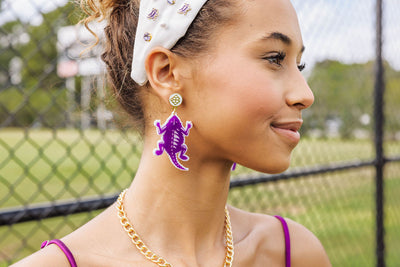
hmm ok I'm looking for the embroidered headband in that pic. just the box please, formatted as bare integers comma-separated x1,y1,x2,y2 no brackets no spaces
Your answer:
131,1,208,85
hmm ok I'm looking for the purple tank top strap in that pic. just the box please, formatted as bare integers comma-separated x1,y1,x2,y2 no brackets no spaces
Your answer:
274,215,291,267
41,239,77,267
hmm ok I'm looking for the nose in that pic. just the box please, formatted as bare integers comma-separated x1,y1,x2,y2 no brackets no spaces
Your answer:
286,70,314,110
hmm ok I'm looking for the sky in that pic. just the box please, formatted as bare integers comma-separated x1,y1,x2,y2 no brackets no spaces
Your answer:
0,0,67,26
1,0,399,71
292,0,400,71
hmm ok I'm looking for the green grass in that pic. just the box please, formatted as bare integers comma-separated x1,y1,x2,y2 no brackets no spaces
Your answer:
0,128,142,208
0,128,399,266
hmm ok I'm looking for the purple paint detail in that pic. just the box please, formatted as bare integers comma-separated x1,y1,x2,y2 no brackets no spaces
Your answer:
144,32,152,42
147,8,159,20
178,3,192,15
154,112,192,171
231,162,237,171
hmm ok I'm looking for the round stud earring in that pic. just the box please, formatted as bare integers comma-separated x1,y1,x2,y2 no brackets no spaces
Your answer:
169,93,183,107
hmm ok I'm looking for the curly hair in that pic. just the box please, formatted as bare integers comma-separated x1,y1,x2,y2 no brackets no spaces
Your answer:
80,0,237,134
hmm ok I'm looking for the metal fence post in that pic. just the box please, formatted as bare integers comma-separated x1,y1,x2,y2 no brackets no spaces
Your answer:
374,0,385,266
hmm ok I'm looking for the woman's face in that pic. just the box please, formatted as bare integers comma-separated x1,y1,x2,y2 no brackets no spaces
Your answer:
183,0,314,173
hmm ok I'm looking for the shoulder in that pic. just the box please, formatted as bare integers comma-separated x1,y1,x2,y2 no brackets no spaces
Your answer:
284,217,332,267
228,206,287,266
10,242,71,267
228,206,331,267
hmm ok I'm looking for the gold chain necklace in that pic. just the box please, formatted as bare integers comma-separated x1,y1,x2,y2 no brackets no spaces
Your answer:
116,189,234,267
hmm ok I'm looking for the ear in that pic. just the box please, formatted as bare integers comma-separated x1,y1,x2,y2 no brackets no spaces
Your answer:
145,47,181,104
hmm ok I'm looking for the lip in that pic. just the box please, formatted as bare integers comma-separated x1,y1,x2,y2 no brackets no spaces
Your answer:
270,120,303,144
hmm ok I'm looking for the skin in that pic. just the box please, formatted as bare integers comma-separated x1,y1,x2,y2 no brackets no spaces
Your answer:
12,0,331,266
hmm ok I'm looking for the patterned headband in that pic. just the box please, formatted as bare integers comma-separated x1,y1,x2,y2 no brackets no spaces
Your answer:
131,0,208,85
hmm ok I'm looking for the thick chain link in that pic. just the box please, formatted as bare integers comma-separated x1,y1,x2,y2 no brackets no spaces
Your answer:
223,202,234,267
116,189,234,267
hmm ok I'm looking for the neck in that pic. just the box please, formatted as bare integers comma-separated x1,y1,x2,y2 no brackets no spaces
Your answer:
121,140,232,259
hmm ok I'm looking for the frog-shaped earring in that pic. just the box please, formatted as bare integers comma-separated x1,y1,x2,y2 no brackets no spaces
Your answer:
153,93,192,171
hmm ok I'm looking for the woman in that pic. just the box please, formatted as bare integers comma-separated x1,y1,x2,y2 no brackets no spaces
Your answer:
13,0,331,266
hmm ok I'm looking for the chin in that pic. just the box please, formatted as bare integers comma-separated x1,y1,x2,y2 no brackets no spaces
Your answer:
248,157,291,174
266,165,290,174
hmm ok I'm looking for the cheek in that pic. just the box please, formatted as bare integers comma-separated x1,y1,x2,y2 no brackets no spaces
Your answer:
192,55,284,133
216,67,283,121
238,83,283,120
201,74,283,143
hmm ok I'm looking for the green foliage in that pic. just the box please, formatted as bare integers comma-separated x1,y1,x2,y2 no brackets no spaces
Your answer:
0,87,68,127
305,60,374,138
384,64,400,139
305,60,400,139
0,2,84,127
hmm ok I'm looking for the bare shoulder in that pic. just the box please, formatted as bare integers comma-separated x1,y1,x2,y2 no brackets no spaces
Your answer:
284,217,332,267
270,217,332,267
10,243,71,267
228,206,331,267
228,206,287,266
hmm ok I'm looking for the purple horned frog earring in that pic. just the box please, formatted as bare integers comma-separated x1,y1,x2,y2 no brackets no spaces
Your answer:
153,93,192,171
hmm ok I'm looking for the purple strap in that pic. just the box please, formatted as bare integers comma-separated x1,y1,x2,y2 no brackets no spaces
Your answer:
41,239,77,267
274,215,291,267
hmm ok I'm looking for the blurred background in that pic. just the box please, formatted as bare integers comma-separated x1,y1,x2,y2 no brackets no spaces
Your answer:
0,0,399,266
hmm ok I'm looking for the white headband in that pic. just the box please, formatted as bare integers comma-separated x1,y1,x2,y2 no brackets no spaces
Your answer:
131,1,208,85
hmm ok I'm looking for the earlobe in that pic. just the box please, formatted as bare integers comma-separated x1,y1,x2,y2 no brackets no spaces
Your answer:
145,47,180,102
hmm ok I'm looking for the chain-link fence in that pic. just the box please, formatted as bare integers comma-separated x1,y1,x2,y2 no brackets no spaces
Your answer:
0,0,399,266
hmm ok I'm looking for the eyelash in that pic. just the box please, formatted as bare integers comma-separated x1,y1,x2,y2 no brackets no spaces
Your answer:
263,51,286,67
263,51,306,72
297,62,306,72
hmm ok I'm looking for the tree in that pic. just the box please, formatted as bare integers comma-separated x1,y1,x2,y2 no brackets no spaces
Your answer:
304,59,400,139
0,2,84,127
304,60,374,138
384,63,400,139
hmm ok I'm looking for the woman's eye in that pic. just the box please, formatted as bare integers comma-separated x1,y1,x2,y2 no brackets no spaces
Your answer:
297,62,306,72
263,51,286,67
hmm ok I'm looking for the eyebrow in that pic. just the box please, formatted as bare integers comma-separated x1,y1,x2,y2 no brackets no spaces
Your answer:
262,32,305,53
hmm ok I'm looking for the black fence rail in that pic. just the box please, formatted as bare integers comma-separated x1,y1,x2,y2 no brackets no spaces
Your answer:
0,160,377,226
0,0,399,266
